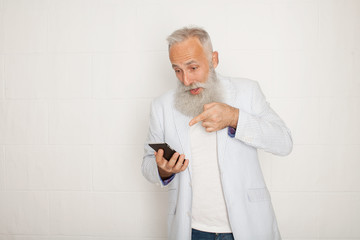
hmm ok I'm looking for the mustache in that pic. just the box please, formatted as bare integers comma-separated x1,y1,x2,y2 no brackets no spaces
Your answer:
180,82,208,92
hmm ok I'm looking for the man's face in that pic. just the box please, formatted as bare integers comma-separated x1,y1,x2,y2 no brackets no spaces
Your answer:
169,37,212,95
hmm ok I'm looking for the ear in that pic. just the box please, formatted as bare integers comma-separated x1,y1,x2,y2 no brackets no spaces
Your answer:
212,51,219,69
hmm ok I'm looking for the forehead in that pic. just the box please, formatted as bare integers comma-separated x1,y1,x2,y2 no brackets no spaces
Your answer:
169,37,208,65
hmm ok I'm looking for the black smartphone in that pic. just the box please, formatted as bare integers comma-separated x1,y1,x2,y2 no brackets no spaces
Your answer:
149,143,178,161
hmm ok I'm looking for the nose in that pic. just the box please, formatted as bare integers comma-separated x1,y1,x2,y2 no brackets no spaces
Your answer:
182,72,193,86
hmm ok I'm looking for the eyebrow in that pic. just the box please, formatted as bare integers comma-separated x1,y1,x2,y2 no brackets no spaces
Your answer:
185,60,197,66
172,60,198,68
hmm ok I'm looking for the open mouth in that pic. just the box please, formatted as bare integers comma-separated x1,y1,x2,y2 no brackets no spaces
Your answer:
190,87,202,95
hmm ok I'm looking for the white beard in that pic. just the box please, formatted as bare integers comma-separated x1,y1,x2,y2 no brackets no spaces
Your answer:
174,68,223,117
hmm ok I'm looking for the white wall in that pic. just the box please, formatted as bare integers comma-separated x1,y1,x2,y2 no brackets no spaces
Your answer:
0,0,359,239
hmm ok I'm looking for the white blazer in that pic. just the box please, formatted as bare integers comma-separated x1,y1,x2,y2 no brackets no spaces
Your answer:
142,74,293,240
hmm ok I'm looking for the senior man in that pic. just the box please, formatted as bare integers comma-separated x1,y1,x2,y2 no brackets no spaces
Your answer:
142,26,293,240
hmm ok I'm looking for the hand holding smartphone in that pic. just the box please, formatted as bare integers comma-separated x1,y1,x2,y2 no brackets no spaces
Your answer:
149,142,189,179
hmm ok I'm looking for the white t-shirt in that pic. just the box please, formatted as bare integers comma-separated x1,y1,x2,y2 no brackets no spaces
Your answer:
190,122,232,233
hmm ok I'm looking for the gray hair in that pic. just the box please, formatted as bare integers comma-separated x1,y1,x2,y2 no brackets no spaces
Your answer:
167,26,213,59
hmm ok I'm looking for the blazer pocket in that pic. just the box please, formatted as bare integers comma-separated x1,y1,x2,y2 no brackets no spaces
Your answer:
247,188,271,202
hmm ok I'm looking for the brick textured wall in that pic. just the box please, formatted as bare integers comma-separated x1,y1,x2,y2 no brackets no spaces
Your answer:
0,0,359,239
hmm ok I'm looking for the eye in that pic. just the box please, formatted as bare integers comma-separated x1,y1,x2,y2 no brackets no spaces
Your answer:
190,66,198,71
174,69,181,73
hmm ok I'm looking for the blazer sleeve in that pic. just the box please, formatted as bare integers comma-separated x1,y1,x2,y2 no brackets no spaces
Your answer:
141,99,169,187
234,81,293,156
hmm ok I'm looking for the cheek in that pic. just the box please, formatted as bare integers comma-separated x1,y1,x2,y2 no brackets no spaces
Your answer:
198,69,209,83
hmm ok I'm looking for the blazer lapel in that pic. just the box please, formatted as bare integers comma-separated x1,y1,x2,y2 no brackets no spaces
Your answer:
217,75,237,165
172,107,193,178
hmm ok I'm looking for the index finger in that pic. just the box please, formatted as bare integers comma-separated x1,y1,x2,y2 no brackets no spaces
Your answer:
189,111,209,126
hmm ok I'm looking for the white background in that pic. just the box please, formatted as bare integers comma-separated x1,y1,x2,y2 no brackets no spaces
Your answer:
0,0,360,239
